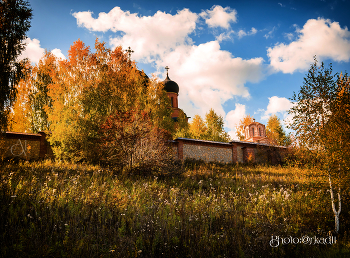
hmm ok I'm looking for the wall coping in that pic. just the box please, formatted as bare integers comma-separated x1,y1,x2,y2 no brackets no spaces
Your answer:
174,138,232,146
173,137,287,149
4,131,43,140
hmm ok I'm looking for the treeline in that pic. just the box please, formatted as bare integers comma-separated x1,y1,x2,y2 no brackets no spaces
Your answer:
8,40,177,165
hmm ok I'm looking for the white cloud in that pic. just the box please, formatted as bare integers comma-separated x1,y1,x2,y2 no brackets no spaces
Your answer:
264,26,276,39
73,6,265,132
73,7,198,61
261,96,294,120
51,48,66,60
157,41,264,120
216,30,234,42
268,18,350,73
238,27,257,38
200,5,237,29
18,38,66,63
225,103,246,140
18,38,45,63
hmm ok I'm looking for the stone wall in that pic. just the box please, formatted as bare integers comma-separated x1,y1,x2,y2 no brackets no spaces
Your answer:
182,141,232,163
172,138,287,165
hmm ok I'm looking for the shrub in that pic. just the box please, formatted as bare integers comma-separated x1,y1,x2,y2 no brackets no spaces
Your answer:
97,109,175,174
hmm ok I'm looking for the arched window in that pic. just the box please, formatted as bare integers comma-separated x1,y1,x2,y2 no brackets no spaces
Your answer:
252,127,254,137
259,127,261,136
171,97,174,107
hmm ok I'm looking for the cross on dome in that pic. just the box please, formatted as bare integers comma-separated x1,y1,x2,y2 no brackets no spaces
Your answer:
126,46,134,61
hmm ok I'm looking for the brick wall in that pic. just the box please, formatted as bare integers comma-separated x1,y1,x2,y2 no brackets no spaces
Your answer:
172,138,287,165
0,132,52,160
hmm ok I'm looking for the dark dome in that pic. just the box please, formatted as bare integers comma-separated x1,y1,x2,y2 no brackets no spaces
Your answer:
163,75,179,94
137,70,149,88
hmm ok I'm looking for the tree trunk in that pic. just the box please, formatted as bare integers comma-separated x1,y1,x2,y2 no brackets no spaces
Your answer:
328,169,341,234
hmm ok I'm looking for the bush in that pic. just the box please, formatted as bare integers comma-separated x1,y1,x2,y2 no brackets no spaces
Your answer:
97,109,175,174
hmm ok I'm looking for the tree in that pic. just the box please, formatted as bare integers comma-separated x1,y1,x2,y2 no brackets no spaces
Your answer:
186,109,230,142
8,60,32,132
0,0,32,131
235,114,254,141
98,109,173,173
287,58,347,234
173,109,191,138
288,57,337,152
28,51,56,132
189,114,207,139
204,109,230,142
266,114,291,146
45,39,174,162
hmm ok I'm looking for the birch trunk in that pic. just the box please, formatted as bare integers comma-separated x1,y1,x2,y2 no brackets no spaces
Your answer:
328,169,341,234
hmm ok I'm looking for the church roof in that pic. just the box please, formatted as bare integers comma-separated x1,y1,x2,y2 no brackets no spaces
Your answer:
163,74,179,94
163,66,179,94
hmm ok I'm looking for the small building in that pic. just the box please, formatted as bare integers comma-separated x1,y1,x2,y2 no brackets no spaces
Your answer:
244,119,270,144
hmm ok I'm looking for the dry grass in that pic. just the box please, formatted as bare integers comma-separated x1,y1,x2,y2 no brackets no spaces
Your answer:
0,160,349,257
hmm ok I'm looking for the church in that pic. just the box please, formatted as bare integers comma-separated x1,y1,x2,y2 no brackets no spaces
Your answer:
162,66,189,122
161,66,287,164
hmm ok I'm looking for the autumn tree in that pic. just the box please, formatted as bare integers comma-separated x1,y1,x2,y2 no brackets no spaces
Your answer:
98,109,173,173
204,109,230,142
45,39,173,162
0,0,32,131
266,114,291,146
288,58,348,234
189,114,207,139
235,114,254,141
187,109,230,142
8,60,32,132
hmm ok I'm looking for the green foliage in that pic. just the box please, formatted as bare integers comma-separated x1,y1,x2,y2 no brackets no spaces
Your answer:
0,0,32,131
288,57,349,171
28,51,56,132
266,114,291,146
288,57,337,154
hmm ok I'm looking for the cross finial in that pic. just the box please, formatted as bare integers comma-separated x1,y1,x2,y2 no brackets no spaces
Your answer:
165,66,169,77
126,46,134,61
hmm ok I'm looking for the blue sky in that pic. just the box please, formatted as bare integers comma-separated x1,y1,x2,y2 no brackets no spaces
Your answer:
20,0,350,139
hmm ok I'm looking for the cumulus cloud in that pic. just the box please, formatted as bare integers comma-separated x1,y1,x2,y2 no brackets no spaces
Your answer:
237,27,257,38
268,18,350,73
18,38,66,63
200,5,237,29
73,5,265,131
51,48,66,60
73,7,198,61
18,38,45,63
225,103,246,140
157,41,264,119
261,96,294,121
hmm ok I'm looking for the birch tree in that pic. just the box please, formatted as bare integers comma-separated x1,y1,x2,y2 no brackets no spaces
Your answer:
288,58,349,234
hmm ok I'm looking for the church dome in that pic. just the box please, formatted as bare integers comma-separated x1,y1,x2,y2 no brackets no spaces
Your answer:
163,66,179,94
163,75,179,94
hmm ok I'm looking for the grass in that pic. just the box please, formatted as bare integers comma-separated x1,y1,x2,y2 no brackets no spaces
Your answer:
0,160,349,257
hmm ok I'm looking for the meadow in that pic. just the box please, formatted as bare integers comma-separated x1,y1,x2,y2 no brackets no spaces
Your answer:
1,160,349,257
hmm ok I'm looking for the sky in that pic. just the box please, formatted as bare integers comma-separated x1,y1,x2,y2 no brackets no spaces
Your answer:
20,0,350,140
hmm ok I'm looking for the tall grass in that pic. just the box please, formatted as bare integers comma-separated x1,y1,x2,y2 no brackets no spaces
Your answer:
0,160,349,257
